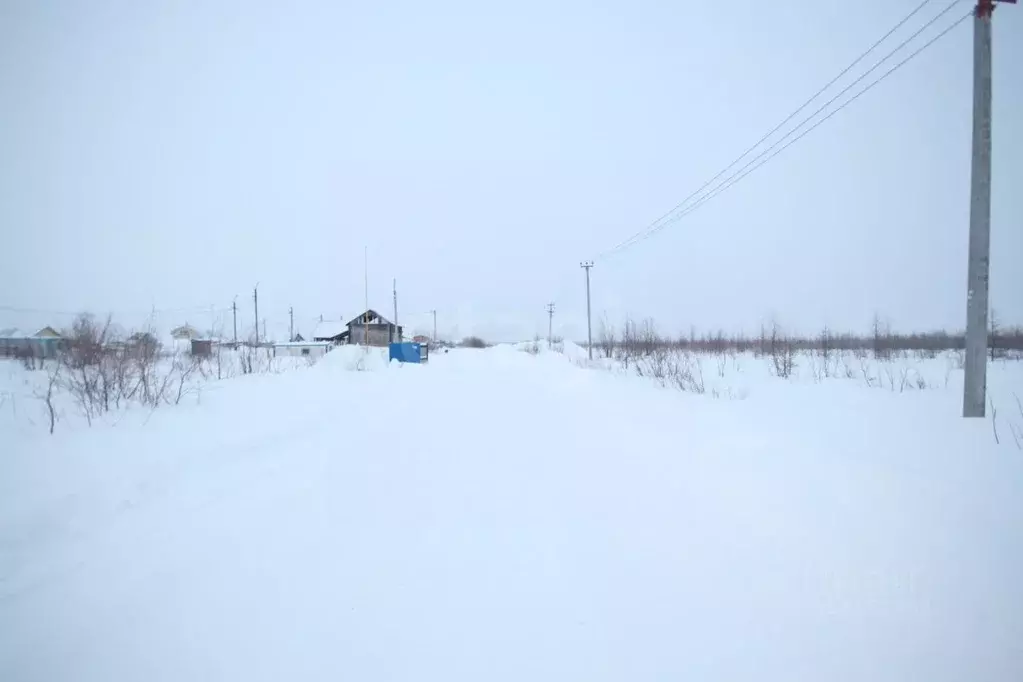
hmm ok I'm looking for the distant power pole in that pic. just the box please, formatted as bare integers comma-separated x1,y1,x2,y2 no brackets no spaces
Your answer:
392,278,398,342
232,297,238,346
430,309,437,342
289,306,294,342
963,0,1013,417
363,246,369,346
580,261,594,360
546,302,555,349
253,285,259,345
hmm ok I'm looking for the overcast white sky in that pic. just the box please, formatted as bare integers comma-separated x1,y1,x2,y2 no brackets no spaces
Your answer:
1,0,1020,342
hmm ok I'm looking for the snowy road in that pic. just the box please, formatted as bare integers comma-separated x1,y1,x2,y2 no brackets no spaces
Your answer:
2,347,1021,681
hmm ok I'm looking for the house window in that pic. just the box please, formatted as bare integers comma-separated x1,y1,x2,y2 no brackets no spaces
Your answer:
301,348,310,356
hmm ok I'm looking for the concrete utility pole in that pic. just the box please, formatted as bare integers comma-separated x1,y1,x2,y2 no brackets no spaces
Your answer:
963,0,1013,417
232,297,238,346
580,261,594,360
546,302,555,349
289,306,294,342
430,310,437,343
253,285,259,345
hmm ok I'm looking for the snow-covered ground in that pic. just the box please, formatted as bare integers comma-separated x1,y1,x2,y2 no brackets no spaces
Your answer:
1,345,1021,681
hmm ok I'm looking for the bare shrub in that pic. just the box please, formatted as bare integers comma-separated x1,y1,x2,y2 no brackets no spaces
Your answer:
598,318,616,359
872,313,893,362
768,321,796,379
171,354,201,405
859,357,877,388
461,336,488,349
1010,394,1022,450
36,361,61,434
818,326,833,378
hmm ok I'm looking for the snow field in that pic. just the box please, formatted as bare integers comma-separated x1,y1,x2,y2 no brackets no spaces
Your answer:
1,345,1021,681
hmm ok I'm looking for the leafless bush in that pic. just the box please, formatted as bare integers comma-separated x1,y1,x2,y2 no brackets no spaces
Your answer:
461,336,488,349
768,321,796,379
839,356,856,380
171,354,200,405
818,326,833,378
635,347,705,394
597,317,616,359
523,335,541,355
1010,394,1022,450
35,361,61,434
240,345,256,374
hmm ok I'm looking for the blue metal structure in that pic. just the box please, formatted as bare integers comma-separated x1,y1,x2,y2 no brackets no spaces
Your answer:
388,342,426,364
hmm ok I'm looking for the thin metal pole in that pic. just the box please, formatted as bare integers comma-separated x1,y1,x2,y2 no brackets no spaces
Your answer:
363,246,369,346
253,285,259,346
546,302,555,349
581,261,594,360
963,0,995,417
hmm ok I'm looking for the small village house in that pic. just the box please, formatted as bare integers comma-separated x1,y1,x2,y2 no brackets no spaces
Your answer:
312,320,349,345
273,341,332,359
310,310,402,347
0,326,65,359
345,310,402,346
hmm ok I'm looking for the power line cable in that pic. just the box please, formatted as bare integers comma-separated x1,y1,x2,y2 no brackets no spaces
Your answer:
612,9,972,250
601,0,962,258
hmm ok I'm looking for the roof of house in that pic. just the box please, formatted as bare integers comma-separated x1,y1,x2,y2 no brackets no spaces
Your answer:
345,309,395,327
0,327,62,340
170,324,200,337
312,321,348,339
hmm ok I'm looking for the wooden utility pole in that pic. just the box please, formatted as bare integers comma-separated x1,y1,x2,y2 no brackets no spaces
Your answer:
963,0,1014,417
289,306,294,342
232,297,238,346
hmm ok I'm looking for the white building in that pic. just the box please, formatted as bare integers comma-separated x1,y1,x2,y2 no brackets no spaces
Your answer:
272,341,333,359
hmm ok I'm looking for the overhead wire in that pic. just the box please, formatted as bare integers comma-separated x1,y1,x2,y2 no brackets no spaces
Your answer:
599,0,964,258
608,8,973,250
